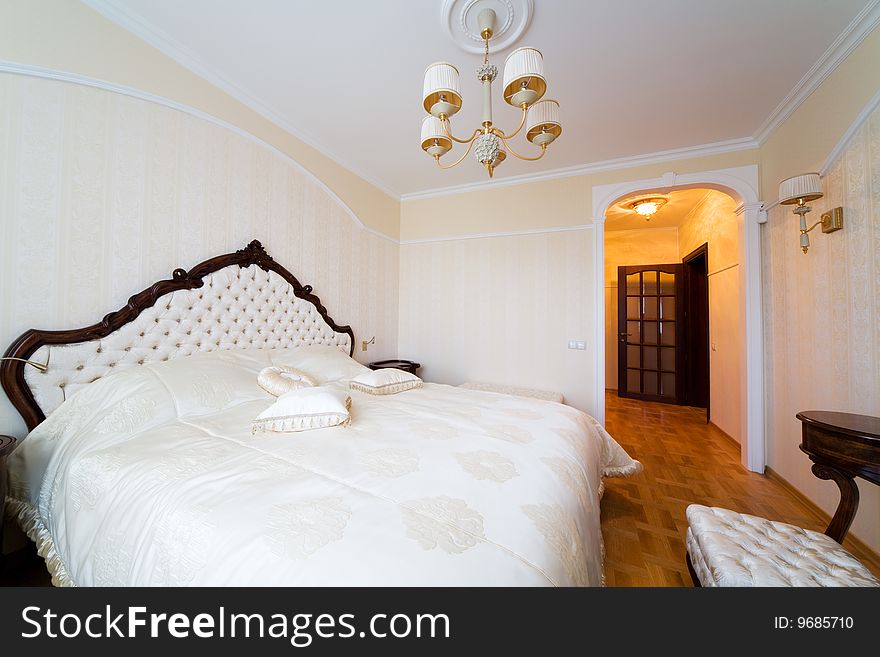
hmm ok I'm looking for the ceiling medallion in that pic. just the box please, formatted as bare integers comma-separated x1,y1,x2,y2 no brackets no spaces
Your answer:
442,0,533,54
421,5,561,178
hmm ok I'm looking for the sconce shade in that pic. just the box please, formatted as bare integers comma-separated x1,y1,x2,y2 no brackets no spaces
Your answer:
502,47,547,107
423,62,462,117
779,173,823,205
526,99,562,145
420,116,452,157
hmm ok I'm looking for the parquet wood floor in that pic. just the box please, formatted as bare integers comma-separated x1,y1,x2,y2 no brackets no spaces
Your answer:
601,391,880,586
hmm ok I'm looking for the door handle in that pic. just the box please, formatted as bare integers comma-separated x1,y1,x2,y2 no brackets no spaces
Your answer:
619,332,631,337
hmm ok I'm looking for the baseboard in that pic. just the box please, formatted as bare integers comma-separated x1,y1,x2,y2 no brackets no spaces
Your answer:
765,466,880,573
709,421,740,449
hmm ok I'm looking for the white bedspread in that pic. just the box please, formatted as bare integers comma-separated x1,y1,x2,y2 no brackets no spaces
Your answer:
7,349,640,587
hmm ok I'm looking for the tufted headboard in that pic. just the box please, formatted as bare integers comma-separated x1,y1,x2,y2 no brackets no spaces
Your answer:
1,240,354,431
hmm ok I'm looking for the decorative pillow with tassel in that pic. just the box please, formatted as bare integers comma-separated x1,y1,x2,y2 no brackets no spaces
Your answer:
349,368,422,395
257,365,317,396
253,387,351,433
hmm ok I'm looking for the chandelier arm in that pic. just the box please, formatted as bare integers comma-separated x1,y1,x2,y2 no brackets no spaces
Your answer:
492,106,528,140
442,119,481,145
436,139,476,170
498,135,548,162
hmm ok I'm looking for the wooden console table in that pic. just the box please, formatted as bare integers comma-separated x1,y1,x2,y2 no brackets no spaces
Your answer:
797,410,880,543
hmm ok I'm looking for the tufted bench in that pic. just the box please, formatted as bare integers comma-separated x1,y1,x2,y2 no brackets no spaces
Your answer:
459,382,564,404
685,504,879,587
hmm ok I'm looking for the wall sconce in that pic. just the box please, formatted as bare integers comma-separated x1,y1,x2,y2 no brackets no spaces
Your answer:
361,336,375,352
778,173,843,254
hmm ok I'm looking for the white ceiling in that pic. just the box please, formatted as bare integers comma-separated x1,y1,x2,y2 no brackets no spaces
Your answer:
85,0,874,198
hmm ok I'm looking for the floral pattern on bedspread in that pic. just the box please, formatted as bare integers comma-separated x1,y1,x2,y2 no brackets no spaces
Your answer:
8,349,641,586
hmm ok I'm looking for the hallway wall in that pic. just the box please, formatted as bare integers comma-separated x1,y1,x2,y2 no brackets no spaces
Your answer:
677,190,742,443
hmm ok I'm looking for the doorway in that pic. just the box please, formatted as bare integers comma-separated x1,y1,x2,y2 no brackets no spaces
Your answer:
682,244,709,416
616,257,710,410
593,165,764,472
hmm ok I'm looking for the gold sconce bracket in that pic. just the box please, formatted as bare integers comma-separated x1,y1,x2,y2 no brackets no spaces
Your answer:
820,207,844,234
361,336,375,352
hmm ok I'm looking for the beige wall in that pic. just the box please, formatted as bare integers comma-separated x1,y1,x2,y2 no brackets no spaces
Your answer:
399,150,759,421
678,192,739,271
0,0,399,238
678,191,742,443
0,73,400,440
763,101,880,552
761,26,880,201
400,149,759,241
603,227,680,389
398,229,595,412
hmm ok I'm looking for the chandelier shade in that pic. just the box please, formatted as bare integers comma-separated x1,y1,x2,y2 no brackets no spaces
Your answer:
420,116,452,157
778,173,823,205
423,62,463,117
502,47,546,107
526,99,562,145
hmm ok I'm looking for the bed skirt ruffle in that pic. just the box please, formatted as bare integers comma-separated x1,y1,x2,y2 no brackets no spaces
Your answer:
6,497,76,587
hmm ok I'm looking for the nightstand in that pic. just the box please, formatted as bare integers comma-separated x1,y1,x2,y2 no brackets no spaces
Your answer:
368,359,421,375
797,410,880,543
0,435,16,564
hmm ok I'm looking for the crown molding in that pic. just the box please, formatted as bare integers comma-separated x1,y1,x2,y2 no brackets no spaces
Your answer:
763,83,880,212
753,0,880,145
0,60,398,245
399,224,592,245
80,0,401,201
401,137,758,201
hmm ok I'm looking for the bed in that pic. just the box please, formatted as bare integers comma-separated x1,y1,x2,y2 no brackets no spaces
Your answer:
2,240,640,586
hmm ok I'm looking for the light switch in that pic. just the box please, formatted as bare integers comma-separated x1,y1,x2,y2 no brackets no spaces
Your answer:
568,340,577,349
576,341,586,350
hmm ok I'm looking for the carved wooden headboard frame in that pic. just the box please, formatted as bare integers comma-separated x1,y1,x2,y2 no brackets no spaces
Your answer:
1,240,355,431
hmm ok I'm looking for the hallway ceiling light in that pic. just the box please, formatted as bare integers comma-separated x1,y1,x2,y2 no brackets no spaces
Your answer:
420,8,561,178
630,197,668,221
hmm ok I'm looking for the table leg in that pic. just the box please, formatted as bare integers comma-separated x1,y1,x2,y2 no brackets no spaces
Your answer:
811,462,860,543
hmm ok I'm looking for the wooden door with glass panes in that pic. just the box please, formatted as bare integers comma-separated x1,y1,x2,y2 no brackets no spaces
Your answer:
617,264,683,403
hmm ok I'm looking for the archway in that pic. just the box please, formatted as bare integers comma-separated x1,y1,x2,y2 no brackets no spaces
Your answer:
591,165,765,472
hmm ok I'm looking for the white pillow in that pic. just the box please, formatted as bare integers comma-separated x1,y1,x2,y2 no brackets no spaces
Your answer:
349,368,422,395
252,387,352,433
257,366,317,396
270,345,370,384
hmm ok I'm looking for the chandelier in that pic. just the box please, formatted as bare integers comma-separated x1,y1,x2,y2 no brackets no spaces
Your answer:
419,8,562,178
